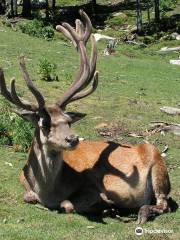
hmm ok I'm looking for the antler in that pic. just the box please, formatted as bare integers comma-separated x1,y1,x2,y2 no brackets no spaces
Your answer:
0,11,98,114
0,55,45,113
56,10,98,109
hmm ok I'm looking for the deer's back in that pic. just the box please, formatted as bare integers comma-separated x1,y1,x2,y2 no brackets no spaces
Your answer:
63,141,166,208
63,141,161,173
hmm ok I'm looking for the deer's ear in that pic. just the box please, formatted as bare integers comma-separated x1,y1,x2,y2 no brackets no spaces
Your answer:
14,110,39,124
66,112,86,123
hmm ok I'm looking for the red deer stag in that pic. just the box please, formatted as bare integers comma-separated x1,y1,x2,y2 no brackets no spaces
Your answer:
0,10,171,224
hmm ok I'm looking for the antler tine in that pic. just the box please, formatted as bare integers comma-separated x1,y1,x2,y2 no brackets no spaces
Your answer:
56,11,94,90
0,68,15,103
57,41,90,108
0,68,40,112
62,22,81,44
61,10,92,45
56,25,77,48
66,71,98,104
64,31,97,96
89,34,97,81
79,10,92,45
55,10,98,109
10,78,37,111
74,34,97,91
19,55,45,111
75,19,84,38
56,20,87,99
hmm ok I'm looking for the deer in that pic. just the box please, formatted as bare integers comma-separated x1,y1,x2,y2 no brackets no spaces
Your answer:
0,10,171,224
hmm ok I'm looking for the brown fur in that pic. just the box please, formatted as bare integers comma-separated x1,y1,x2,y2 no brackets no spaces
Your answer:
20,140,171,223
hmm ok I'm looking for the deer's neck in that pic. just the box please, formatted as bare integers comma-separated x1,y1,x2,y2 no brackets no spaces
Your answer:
29,129,63,190
41,145,63,179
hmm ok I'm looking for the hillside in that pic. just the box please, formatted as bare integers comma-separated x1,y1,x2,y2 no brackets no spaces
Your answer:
0,18,180,240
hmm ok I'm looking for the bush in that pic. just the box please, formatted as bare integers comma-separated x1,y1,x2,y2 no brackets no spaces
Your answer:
0,98,13,146
0,97,34,152
105,13,128,28
38,57,58,81
143,35,156,44
19,19,54,40
41,26,54,40
160,0,177,13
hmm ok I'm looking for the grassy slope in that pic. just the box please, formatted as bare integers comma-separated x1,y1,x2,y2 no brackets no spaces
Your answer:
0,24,180,240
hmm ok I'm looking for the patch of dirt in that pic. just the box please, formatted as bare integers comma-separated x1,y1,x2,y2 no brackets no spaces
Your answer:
123,52,136,58
96,122,128,142
96,120,171,146
0,192,18,204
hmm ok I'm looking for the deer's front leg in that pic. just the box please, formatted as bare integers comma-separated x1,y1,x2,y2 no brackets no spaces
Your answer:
20,170,39,204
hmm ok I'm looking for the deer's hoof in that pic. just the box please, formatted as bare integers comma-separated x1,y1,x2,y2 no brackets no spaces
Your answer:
23,191,38,204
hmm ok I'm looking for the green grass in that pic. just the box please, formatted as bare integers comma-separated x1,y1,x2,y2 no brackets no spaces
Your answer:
0,22,180,240
55,0,110,6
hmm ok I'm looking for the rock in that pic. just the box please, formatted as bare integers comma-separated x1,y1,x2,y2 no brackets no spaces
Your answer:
17,218,25,224
171,32,180,40
5,162,13,167
160,106,180,115
3,218,7,224
170,59,180,65
87,226,95,229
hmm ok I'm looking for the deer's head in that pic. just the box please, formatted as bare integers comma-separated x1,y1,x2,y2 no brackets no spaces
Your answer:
0,10,98,151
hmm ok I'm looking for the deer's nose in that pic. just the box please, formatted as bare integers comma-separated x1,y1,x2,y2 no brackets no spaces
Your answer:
65,135,79,146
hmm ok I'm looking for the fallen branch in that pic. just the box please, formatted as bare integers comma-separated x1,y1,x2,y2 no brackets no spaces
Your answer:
128,133,143,138
35,204,49,211
125,40,147,47
149,121,180,136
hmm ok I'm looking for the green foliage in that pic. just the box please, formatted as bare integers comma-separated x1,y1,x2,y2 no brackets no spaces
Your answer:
0,99,12,146
0,97,34,151
160,0,177,12
38,57,58,81
10,115,34,152
19,19,54,40
142,35,156,44
105,13,128,28
41,25,55,40
56,0,86,6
